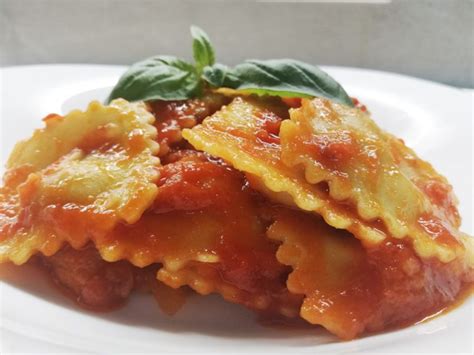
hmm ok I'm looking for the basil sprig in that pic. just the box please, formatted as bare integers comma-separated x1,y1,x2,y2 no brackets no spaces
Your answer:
191,25,215,74
107,56,200,102
107,27,353,106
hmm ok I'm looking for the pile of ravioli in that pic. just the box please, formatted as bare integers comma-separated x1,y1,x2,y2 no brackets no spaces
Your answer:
1,95,472,340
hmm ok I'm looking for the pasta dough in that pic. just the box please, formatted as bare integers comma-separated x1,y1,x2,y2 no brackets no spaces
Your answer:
183,97,472,264
280,98,468,262
1,93,471,340
0,100,160,264
95,156,302,316
268,209,470,339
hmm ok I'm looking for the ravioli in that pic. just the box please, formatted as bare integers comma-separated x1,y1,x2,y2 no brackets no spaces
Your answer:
280,98,469,262
1,93,471,340
95,157,301,316
268,209,471,339
0,100,160,264
182,97,472,265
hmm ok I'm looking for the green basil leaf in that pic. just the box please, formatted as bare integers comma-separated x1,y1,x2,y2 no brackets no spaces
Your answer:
222,59,353,106
107,56,200,103
107,26,353,107
202,63,229,87
191,26,215,73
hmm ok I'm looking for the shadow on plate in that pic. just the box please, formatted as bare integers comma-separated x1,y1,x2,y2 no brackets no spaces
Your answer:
0,261,335,343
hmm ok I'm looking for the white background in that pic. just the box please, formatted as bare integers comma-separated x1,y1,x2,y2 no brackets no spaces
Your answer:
0,64,472,355
1,0,473,88
0,0,473,353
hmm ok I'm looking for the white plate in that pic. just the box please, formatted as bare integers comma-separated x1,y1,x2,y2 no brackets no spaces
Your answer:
0,65,472,354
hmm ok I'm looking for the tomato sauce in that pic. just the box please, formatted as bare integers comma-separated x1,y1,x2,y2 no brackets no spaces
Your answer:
417,214,461,247
352,97,367,112
42,246,136,311
148,94,230,156
153,154,239,213
255,110,283,145
306,131,357,165
1,94,471,340
421,179,460,226
41,246,188,314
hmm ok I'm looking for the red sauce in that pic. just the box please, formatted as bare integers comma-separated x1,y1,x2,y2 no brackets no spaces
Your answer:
309,131,357,163
281,97,302,108
154,156,241,213
42,246,135,311
74,152,302,315
423,180,451,207
1,94,472,340
42,113,62,123
421,179,460,226
363,238,470,333
216,235,287,294
255,110,283,145
418,214,461,247
352,97,367,112
40,246,187,314
148,94,229,156
293,130,358,175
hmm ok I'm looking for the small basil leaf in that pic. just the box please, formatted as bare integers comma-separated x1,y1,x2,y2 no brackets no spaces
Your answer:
107,56,200,103
191,26,215,73
202,63,229,87
223,59,353,106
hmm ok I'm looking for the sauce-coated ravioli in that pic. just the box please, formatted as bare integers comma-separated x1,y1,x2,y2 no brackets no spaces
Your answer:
182,97,388,246
280,98,469,263
268,209,470,339
1,93,472,341
2,26,472,341
95,155,302,316
0,100,160,264
183,97,473,264
182,95,473,338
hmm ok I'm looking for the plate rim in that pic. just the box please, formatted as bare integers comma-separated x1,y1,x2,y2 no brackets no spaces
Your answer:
0,64,472,354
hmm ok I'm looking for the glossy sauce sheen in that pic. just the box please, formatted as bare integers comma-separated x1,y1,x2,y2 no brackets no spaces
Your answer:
279,98,467,259
182,96,473,338
97,153,302,316
268,209,471,339
0,100,160,265
0,95,472,341
41,246,187,314
148,94,229,156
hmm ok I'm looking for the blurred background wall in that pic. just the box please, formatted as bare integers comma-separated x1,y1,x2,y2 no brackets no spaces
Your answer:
0,0,473,87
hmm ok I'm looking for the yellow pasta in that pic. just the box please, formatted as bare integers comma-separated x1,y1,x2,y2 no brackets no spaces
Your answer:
93,158,302,316
183,97,472,264
280,98,470,262
268,209,472,339
1,24,472,341
268,209,376,339
158,262,301,317
0,92,471,340
0,100,160,264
